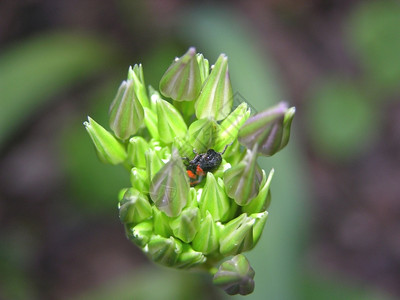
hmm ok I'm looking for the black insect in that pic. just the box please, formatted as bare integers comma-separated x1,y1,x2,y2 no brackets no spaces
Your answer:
183,144,230,186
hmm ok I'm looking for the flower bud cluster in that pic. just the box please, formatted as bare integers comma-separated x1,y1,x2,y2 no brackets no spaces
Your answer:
84,48,295,295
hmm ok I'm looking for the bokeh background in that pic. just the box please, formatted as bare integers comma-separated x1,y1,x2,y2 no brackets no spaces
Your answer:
1,1,400,299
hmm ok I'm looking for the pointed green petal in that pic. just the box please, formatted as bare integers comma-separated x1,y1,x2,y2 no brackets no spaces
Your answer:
219,213,255,256
127,136,149,168
118,188,152,224
156,97,188,144
149,148,190,217
175,244,206,269
214,102,251,152
192,211,219,254
242,168,274,214
152,206,172,238
125,220,153,247
84,116,127,164
143,107,159,139
145,149,164,181
199,173,231,222
196,53,210,84
213,254,255,295
223,144,263,206
130,167,149,195
250,211,268,248
159,47,202,101
188,118,217,153
170,207,201,243
127,64,150,108
109,79,144,140
238,102,296,156
146,235,182,266
195,54,233,121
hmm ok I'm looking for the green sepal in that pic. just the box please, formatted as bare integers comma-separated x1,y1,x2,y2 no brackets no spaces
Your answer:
192,211,219,254
250,211,268,248
127,136,149,168
199,173,230,222
238,102,296,156
118,188,152,224
149,148,190,217
109,79,144,140
152,206,172,238
186,187,199,208
175,244,206,269
223,144,263,206
219,213,255,256
213,254,255,295
84,116,127,165
143,107,159,139
195,54,233,121
196,53,210,84
127,64,150,108
156,97,188,144
125,220,153,248
146,235,182,266
242,169,274,214
169,207,201,243
173,136,193,159
214,102,251,152
130,167,149,194
145,149,164,181
188,118,217,153
159,47,202,101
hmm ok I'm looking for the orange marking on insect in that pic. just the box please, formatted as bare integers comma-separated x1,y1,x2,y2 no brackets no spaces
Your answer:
187,170,197,179
196,165,205,176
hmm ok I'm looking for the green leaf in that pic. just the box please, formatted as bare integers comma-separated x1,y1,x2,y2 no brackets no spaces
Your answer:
0,32,114,148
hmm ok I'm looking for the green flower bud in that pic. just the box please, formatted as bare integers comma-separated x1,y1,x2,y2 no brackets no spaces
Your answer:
125,220,153,248
84,116,127,164
214,102,251,152
152,206,172,238
146,235,182,266
196,53,210,84
242,169,274,214
213,254,255,295
149,148,190,217
199,173,230,222
156,97,188,144
188,118,217,153
219,213,255,256
238,102,296,156
159,47,202,101
145,149,164,181
223,144,263,206
109,79,144,140
172,136,193,159
119,188,152,224
185,187,199,208
127,136,149,168
127,64,150,108
195,54,233,121
143,107,159,139
250,211,268,248
130,167,149,195
169,207,200,243
176,244,206,269
192,211,219,254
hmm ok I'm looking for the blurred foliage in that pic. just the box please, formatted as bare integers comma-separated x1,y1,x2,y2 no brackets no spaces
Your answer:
0,32,114,148
306,79,378,160
306,0,400,161
0,1,397,299
60,83,130,215
347,0,400,95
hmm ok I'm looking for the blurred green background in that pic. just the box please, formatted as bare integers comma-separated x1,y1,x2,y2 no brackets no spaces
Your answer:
1,1,399,299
